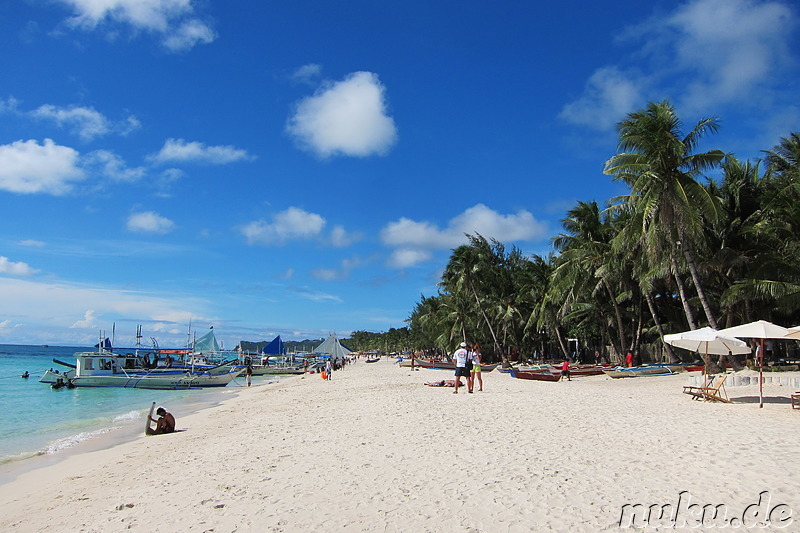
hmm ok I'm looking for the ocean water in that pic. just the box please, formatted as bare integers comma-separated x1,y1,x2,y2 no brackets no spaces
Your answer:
0,344,256,473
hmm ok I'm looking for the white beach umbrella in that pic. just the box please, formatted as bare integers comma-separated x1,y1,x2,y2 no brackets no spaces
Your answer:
663,327,750,387
663,326,750,357
718,320,790,408
784,326,800,340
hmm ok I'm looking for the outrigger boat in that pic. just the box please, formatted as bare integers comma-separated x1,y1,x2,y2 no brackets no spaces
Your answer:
508,368,561,382
602,364,685,378
40,350,243,389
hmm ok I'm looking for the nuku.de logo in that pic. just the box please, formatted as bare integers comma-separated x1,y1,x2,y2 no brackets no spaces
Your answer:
619,491,793,529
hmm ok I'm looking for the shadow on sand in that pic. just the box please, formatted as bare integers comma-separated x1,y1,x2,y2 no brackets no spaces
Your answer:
730,395,792,404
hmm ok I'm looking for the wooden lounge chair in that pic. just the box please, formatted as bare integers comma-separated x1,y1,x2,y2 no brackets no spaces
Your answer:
792,392,800,410
683,374,731,403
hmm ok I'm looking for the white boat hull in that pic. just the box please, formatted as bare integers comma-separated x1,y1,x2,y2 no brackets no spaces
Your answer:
40,350,244,389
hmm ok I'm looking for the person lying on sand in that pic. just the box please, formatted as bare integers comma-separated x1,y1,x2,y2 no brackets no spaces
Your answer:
424,379,464,387
147,407,176,435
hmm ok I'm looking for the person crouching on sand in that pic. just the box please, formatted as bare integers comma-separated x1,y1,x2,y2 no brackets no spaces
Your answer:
147,407,176,435
453,342,471,394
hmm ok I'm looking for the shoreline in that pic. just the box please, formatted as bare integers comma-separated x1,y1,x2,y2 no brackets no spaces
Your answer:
1,361,798,531
0,374,287,486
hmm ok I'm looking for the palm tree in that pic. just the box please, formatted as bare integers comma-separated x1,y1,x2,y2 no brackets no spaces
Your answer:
604,100,725,329
764,132,800,183
552,201,630,356
440,235,505,362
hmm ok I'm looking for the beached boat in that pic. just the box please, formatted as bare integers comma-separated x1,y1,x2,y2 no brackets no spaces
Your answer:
398,358,499,371
508,368,561,382
499,364,609,377
40,350,243,389
602,364,684,378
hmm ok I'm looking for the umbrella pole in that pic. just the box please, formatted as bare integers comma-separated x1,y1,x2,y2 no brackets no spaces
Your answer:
759,339,764,409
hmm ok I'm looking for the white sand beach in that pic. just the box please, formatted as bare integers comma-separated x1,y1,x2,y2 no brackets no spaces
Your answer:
1,361,798,532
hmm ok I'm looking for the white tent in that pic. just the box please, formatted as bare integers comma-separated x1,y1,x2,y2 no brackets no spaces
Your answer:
313,333,353,359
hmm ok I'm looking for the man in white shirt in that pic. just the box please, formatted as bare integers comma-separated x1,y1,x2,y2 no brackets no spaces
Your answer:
452,342,472,394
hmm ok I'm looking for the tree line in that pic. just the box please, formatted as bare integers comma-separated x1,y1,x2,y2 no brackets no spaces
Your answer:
396,101,800,367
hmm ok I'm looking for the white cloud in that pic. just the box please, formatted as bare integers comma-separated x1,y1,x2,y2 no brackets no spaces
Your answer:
0,257,39,276
662,0,795,110
57,0,216,51
71,309,98,329
291,63,322,84
329,225,360,247
126,211,175,234
4,100,140,141
558,67,643,131
0,277,209,344
85,150,146,181
0,139,84,195
0,97,20,113
241,207,326,245
387,249,432,269
163,19,216,52
19,239,46,247
382,204,547,248
2,277,205,325
290,286,342,303
148,138,253,165
287,71,398,158
381,204,548,268
0,319,21,332
311,268,340,281
560,0,798,125
31,104,109,141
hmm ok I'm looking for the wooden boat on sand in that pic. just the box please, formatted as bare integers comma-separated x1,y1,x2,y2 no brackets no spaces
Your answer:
399,358,499,371
602,364,685,378
508,368,561,382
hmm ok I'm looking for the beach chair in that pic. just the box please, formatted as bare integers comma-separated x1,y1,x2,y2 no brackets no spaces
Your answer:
792,392,800,410
682,374,731,403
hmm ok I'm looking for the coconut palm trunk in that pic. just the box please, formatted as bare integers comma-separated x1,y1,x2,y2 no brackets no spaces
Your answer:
679,236,718,329
671,251,698,330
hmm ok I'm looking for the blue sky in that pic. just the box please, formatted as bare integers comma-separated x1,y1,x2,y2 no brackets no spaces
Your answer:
0,0,798,348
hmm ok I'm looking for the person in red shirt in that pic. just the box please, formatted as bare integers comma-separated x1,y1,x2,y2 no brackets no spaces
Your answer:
625,352,634,367
560,359,571,381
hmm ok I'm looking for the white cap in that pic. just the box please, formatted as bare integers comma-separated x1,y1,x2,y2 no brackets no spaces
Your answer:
460,342,467,347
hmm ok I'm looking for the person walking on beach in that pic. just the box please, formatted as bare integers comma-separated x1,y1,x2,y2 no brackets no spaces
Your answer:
246,365,253,387
325,359,333,380
625,351,634,368
452,342,471,394
560,359,571,381
470,343,483,392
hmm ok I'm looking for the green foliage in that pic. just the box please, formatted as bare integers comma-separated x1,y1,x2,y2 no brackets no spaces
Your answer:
397,101,800,362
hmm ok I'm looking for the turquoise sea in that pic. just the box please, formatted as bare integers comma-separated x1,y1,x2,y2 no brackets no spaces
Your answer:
0,344,261,479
